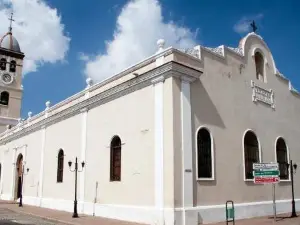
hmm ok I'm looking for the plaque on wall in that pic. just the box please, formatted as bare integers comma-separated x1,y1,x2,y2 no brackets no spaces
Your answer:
251,80,275,109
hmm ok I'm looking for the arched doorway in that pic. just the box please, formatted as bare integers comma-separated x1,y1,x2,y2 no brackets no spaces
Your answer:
14,154,23,200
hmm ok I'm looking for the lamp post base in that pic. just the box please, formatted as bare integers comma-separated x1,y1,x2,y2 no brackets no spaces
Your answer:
72,200,79,218
291,200,297,218
19,196,23,207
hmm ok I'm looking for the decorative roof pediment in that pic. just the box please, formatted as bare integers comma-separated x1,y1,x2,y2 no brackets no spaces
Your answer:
178,32,299,96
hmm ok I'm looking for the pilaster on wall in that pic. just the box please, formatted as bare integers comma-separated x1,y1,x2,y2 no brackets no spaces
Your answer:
152,75,165,225
180,76,197,225
38,102,50,206
10,148,16,200
79,85,90,213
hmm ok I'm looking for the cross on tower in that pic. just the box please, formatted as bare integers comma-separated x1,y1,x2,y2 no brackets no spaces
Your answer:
250,20,257,33
8,12,15,33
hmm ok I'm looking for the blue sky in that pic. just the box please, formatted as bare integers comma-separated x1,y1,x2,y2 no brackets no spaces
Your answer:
2,0,299,118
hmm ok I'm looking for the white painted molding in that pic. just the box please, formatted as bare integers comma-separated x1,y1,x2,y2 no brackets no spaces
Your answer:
251,80,275,109
38,127,46,206
10,147,16,200
180,80,197,225
151,75,165,85
180,75,197,83
0,62,201,144
79,108,88,213
153,76,164,225
0,150,3,195
242,129,262,181
195,126,215,181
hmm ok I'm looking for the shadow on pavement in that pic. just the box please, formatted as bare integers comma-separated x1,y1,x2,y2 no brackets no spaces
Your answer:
268,215,296,222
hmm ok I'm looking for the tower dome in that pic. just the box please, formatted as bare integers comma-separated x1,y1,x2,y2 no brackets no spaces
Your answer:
0,31,21,52
0,12,21,53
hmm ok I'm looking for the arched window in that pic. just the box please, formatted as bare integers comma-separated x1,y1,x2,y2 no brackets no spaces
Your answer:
110,136,122,181
57,149,64,183
244,130,260,179
0,58,6,71
197,128,212,179
276,138,289,180
10,60,16,72
0,91,9,105
255,52,265,82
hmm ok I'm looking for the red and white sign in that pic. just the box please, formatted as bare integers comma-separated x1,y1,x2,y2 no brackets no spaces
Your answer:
254,177,279,184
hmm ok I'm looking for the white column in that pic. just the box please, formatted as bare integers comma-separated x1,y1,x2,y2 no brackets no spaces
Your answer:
152,75,165,225
180,77,197,225
10,148,16,200
38,126,46,206
21,145,28,197
79,107,88,213
79,79,92,213
38,101,50,206
0,149,5,196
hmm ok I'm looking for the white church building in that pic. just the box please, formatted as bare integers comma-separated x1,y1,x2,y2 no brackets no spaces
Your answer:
0,21,299,225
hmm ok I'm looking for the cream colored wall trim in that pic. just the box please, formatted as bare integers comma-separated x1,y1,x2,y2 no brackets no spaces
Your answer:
79,106,88,213
180,79,197,225
38,127,46,206
152,75,165,225
10,147,16,200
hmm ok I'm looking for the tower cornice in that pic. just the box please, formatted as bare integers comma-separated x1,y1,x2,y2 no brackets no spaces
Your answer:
0,48,24,59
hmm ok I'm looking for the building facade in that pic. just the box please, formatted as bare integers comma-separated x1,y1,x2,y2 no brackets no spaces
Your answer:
0,30,299,225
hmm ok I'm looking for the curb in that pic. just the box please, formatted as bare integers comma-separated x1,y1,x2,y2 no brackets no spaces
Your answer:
4,206,81,225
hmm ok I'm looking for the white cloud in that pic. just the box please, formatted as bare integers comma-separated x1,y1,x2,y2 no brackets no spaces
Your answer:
0,0,70,74
78,52,90,62
82,0,198,82
233,14,263,34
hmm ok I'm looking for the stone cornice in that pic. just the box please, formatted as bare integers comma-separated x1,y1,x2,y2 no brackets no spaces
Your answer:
0,61,202,144
0,48,25,59
25,47,176,125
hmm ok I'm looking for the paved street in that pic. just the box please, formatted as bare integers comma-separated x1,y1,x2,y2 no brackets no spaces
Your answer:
0,208,65,225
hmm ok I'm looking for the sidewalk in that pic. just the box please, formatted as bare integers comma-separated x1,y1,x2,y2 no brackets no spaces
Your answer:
0,200,144,225
1,200,300,225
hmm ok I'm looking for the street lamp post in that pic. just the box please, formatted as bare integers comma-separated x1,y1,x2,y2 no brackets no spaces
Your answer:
68,157,85,218
19,165,29,207
288,160,298,217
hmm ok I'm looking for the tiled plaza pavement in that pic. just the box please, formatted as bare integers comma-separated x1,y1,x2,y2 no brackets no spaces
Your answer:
1,200,300,225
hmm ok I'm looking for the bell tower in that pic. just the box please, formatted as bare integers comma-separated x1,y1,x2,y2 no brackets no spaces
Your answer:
0,12,24,133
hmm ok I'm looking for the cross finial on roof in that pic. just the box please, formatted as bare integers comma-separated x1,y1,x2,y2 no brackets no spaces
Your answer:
8,12,15,33
250,20,257,33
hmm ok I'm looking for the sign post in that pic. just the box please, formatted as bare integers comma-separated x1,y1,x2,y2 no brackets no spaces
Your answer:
253,162,280,222
272,183,276,222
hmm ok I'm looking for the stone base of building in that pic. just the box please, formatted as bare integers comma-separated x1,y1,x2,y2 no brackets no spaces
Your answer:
1,194,299,225
174,199,300,224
